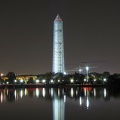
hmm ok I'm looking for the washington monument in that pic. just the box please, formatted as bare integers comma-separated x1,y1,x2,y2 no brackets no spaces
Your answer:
52,14,65,73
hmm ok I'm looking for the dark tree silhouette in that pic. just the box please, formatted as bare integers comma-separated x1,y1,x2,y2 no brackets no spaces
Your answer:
6,72,16,84
27,77,35,84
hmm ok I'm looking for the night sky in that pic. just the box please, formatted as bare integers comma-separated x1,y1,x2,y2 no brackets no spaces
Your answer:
0,0,120,74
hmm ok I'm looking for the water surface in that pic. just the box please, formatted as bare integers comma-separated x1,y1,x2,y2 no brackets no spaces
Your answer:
0,87,120,120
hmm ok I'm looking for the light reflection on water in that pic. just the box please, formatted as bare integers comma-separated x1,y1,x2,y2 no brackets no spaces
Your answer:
0,87,117,104
0,87,120,120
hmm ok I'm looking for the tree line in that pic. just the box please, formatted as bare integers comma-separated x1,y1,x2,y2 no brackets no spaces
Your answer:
0,71,120,86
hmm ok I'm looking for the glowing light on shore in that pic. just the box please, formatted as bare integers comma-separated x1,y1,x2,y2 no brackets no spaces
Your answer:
36,80,39,83
42,79,46,83
104,78,107,82
70,79,74,83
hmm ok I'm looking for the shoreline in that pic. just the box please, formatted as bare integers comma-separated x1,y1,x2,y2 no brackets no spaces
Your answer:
0,84,117,89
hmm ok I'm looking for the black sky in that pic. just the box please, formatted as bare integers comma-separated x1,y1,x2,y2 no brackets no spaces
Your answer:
0,0,120,74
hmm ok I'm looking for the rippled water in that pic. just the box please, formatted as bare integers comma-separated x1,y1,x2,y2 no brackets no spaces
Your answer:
0,86,120,120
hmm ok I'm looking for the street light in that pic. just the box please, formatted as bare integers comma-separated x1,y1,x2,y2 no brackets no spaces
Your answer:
70,78,74,83
79,68,82,74
86,66,89,82
103,78,107,82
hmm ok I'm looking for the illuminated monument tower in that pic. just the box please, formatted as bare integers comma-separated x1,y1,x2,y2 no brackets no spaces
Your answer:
52,14,65,73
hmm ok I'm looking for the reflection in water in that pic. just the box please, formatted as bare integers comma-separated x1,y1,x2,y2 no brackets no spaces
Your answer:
0,92,3,103
42,88,46,97
51,88,54,97
14,90,17,100
0,87,109,104
86,96,89,109
0,87,120,120
36,88,39,97
20,89,23,98
53,88,65,120
93,88,96,97
0,87,120,106
104,88,107,98
1,87,120,120
25,88,27,96
64,95,66,103
79,96,82,106
70,88,74,97
84,88,87,96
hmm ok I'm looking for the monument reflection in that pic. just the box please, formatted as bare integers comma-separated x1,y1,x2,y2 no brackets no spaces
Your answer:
52,88,65,120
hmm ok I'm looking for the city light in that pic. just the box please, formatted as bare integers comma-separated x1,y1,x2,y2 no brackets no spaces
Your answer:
14,80,17,83
70,79,74,83
42,79,46,83
51,80,54,83
79,69,82,73
86,66,89,82
104,78,107,82
20,79,23,83
86,66,89,71
0,73,4,77
64,72,67,75
36,80,40,83
58,80,60,82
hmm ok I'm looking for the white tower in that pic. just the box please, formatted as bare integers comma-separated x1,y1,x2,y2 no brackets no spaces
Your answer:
52,14,65,73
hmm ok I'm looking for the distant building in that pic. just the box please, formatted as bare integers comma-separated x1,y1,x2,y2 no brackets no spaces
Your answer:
52,14,65,73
